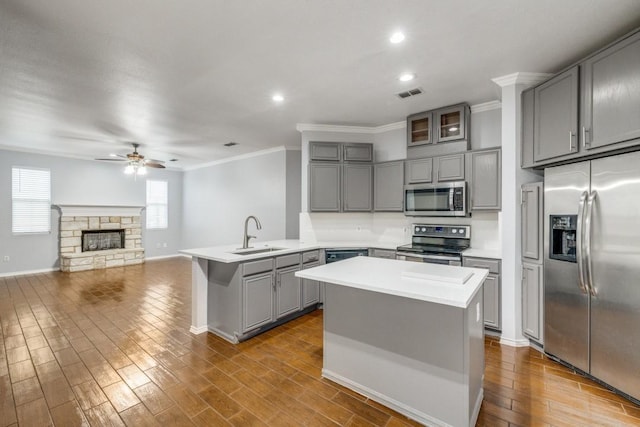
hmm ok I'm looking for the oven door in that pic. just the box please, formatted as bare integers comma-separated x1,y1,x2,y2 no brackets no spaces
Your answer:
395,251,462,266
404,182,466,217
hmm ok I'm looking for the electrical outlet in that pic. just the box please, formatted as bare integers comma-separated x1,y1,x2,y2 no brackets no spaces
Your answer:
3,256,9,262
476,302,480,322
162,242,167,248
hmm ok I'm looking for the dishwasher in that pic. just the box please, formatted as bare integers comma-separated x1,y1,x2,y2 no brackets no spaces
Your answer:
325,248,369,263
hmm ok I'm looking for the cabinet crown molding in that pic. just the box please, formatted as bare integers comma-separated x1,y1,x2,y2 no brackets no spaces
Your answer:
492,72,552,88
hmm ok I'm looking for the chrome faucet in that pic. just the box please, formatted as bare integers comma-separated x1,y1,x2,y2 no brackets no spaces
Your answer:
242,215,262,249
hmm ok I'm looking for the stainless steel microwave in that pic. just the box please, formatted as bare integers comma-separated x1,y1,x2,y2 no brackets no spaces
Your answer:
404,181,466,217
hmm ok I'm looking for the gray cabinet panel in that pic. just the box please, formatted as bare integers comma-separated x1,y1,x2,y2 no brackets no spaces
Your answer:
521,182,543,261
405,158,433,184
436,154,465,182
582,31,640,151
522,262,543,342
309,142,341,161
483,274,501,330
521,88,535,168
309,163,341,212
343,144,373,162
469,149,501,211
302,261,320,307
374,161,404,211
276,266,301,319
343,164,373,212
369,248,396,259
464,256,501,330
242,272,275,333
533,66,579,162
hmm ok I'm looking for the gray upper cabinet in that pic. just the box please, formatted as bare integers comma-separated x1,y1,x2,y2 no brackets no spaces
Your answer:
374,161,404,211
435,105,467,143
582,31,640,151
407,111,433,147
521,182,543,262
468,149,501,211
522,262,543,343
343,164,373,212
521,88,535,168
405,157,433,184
533,66,579,162
343,144,373,162
309,163,341,212
309,142,341,161
436,153,465,182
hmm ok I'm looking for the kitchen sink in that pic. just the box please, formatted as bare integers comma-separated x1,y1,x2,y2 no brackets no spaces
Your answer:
230,247,287,255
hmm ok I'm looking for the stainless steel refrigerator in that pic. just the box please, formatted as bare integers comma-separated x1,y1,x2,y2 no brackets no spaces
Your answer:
544,150,640,402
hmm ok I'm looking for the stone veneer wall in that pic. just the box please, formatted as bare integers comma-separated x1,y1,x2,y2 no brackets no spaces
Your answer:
60,215,144,272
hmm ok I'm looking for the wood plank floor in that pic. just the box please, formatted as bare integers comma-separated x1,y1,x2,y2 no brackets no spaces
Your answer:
1,257,639,426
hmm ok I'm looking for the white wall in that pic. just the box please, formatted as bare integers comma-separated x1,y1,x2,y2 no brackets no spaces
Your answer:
0,149,183,274
181,148,301,249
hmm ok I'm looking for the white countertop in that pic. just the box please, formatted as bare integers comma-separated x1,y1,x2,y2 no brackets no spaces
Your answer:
296,256,488,308
462,248,502,259
179,239,401,263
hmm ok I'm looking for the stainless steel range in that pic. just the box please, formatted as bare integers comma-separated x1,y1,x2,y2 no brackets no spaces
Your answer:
396,224,470,266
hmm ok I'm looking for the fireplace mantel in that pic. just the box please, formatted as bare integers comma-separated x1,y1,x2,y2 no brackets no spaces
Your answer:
55,205,145,217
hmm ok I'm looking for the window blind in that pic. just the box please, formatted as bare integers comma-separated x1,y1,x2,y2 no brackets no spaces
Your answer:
146,180,168,229
12,167,51,233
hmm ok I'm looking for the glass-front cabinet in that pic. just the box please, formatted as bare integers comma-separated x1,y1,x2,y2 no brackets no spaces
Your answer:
435,105,466,143
407,111,432,146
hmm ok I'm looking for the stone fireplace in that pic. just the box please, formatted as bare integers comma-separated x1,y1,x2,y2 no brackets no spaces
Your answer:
57,205,145,272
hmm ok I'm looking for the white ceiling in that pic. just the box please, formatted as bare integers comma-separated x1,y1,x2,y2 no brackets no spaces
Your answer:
1,0,639,169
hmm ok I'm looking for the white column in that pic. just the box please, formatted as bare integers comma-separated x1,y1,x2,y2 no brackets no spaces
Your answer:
492,73,549,347
190,256,209,334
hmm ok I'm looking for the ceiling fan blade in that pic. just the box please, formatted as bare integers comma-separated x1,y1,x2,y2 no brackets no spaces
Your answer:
146,158,165,164
145,162,166,169
95,158,126,161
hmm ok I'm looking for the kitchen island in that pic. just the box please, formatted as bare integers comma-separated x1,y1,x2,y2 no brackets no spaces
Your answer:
296,256,487,427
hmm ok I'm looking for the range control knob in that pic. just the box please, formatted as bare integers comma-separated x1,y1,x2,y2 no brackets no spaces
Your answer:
415,226,420,233
452,229,458,234
421,227,427,232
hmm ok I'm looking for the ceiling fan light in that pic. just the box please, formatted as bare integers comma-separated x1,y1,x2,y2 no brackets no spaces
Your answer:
137,165,147,176
124,164,135,174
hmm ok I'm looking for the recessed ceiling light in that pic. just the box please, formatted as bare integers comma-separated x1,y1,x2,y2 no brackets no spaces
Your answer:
272,94,284,102
399,73,416,82
390,32,405,44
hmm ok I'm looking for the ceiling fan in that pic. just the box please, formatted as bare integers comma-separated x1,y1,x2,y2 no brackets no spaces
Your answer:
96,143,165,176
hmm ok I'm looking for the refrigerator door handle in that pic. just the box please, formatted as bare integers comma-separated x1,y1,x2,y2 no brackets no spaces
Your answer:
576,191,589,294
585,191,598,296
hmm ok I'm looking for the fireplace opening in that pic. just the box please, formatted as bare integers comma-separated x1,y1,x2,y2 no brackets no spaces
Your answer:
81,229,125,252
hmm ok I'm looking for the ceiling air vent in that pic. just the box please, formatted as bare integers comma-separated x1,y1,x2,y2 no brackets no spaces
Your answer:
224,142,238,147
397,87,424,99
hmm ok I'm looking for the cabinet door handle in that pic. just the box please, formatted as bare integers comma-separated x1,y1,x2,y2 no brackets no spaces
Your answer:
582,127,590,148
569,131,576,152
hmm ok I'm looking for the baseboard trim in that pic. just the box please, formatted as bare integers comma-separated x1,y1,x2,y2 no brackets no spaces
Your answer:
145,254,184,261
322,369,450,427
189,325,209,335
499,336,531,347
0,267,58,278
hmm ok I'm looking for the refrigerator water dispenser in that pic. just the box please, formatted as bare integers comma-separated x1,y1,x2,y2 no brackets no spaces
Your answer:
549,215,577,262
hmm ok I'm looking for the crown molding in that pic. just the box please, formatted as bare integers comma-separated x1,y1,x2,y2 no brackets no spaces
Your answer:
492,72,552,88
470,100,502,114
183,145,288,171
296,121,405,135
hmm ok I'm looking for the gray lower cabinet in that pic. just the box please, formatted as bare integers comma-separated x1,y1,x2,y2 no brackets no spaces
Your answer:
405,157,433,184
534,66,579,163
435,153,465,182
302,261,320,307
275,266,301,319
463,256,501,330
521,182,543,261
582,30,640,152
374,161,404,211
522,262,543,343
309,162,341,212
369,248,396,259
242,272,275,333
467,148,501,211
342,163,373,211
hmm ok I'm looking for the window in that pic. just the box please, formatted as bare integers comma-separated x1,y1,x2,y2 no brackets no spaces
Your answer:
146,180,168,229
12,167,51,234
